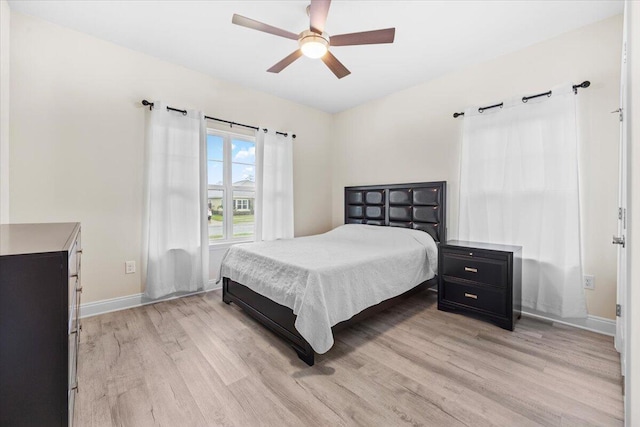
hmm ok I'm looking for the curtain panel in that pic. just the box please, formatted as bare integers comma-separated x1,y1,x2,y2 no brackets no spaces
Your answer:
142,103,209,299
459,84,587,318
255,129,294,241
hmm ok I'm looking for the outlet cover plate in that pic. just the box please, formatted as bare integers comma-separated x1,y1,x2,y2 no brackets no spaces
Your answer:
125,261,136,274
584,274,595,290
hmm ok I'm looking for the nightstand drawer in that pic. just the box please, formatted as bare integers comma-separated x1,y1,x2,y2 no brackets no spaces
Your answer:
442,253,507,287
440,278,507,316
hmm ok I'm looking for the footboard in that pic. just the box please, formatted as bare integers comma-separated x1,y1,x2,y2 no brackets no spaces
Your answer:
223,277,436,366
223,278,315,365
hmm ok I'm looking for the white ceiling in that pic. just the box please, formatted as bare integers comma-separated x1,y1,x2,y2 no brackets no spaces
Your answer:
8,0,623,113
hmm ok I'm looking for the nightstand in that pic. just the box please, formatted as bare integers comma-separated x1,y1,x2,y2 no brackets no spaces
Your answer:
438,240,522,330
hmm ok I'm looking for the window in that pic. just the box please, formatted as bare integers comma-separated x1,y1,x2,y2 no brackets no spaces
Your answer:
234,199,250,211
207,130,256,243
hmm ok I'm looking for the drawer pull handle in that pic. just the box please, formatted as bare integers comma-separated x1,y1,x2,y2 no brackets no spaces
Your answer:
70,273,79,278
464,267,478,273
76,286,83,293
77,249,83,254
464,293,478,299
71,382,78,392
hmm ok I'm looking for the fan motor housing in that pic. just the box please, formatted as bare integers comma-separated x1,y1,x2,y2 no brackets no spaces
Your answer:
298,30,330,58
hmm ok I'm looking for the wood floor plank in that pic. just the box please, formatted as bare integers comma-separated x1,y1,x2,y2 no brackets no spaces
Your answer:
172,346,253,426
75,289,623,427
352,350,540,427
434,334,623,423
322,356,467,426
336,325,545,427
177,313,251,386
476,331,622,384
143,300,194,355
226,375,304,427
339,323,577,426
100,310,158,426
293,365,404,426
129,309,209,427
543,363,623,400
460,329,623,400
74,316,112,427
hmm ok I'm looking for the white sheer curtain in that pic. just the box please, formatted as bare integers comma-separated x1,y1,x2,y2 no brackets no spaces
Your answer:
255,129,294,241
459,84,587,318
142,102,209,299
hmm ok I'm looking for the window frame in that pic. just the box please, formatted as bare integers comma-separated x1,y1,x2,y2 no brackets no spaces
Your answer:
207,128,257,245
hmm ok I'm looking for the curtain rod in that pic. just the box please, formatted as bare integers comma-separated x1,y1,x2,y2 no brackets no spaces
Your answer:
141,100,296,139
452,81,591,118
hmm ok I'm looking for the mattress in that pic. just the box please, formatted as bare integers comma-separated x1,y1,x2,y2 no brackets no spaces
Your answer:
220,224,438,353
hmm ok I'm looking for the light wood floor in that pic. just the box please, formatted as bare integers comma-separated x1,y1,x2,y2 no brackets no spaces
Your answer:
75,289,623,426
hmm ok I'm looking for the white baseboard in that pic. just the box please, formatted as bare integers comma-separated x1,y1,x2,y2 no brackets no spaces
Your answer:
80,280,222,318
81,282,616,338
521,309,616,336
80,293,143,318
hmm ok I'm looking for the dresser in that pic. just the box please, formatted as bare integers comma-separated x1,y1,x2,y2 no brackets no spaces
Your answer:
0,223,82,427
438,240,521,330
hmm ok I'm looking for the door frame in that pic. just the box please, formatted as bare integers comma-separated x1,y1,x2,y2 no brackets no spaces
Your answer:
619,1,632,424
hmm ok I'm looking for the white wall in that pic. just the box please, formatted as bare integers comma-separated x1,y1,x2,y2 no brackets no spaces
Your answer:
0,0,9,224
8,9,624,322
331,15,622,320
627,0,640,422
9,12,333,304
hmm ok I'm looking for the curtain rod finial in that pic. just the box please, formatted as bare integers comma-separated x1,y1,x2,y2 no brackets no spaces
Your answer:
572,80,590,94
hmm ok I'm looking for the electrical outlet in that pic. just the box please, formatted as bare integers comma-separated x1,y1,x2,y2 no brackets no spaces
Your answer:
125,261,136,274
584,275,595,290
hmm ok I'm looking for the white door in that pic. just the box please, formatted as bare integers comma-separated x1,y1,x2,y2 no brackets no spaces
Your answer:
614,0,629,375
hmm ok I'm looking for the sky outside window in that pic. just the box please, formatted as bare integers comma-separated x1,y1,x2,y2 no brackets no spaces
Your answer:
232,139,255,185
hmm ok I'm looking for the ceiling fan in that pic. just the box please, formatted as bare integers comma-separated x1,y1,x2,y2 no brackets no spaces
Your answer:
231,0,395,79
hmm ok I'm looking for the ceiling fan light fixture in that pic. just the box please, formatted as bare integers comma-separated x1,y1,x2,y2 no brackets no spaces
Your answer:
299,31,329,58
232,0,396,78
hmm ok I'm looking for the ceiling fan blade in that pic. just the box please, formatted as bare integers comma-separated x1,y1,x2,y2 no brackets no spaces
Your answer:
310,0,331,34
330,28,396,46
232,14,298,40
267,50,303,73
321,51,351,79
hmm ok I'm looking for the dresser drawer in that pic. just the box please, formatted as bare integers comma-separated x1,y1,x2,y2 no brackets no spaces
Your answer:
68,387,76,427
68,230,81,333
440,278,507,316
74,231,82,277
442,253,507,287
68,329,79,391
68,277,78,334
69,251,78,278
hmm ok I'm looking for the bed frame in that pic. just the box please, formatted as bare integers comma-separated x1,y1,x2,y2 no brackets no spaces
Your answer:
223,181,446,366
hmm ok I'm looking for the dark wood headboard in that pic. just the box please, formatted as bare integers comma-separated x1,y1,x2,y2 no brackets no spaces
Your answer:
344,181,447,244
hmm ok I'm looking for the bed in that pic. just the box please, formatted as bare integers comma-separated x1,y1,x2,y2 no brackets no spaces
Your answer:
222,181,446,365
